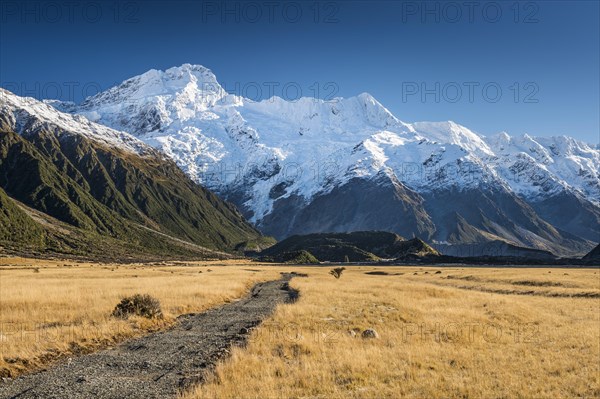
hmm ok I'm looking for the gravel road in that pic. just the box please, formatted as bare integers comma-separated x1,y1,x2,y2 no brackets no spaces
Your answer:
0,274,299,399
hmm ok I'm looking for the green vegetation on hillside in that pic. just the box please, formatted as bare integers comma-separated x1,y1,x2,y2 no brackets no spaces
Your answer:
0,129,264,259
392,237,440,258
0,191,231,261
0,187,46,246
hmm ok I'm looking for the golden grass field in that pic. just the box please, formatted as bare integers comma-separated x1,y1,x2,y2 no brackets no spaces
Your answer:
187,266,600,399
0,257,280,378
1,258,599,398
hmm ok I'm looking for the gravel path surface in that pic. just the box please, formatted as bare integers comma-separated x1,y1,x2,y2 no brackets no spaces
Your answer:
0,274,299,399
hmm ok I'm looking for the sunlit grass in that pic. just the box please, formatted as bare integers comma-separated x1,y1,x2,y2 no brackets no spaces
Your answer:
1,258,598,398
188,266,600,399
0,257,281,377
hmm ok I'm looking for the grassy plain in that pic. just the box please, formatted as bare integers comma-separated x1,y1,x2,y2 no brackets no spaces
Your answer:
1,258,598,398
187,266,600,399
0,257,280,377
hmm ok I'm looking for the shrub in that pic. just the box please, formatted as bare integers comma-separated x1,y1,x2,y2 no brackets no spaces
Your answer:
112,294,163,319
330,267,346,279
361,328,380,339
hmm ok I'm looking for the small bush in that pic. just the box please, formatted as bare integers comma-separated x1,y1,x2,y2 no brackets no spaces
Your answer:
112,294,163,319
361,328,380,339
330,267,346,279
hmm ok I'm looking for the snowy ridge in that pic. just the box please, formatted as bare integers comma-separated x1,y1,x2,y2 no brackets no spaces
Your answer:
484,132,600,201
1,88,151,155
40,64,600,222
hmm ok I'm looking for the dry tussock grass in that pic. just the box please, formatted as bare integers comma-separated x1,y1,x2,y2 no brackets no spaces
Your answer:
1,259,598,398
0,257,280,377
188,266,600,399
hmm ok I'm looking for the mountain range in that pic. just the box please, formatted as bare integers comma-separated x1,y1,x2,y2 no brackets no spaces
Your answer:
1,64,598,258
0,88,264,261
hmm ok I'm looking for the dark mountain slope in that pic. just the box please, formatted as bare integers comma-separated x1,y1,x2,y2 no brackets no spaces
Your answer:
0,129,262,255
583,244,600,261
255,174,436,241
529,191,600,243
251,171,593,257
0,130,132,234
421,187,593,257
259,231,439,262
0,188,231,261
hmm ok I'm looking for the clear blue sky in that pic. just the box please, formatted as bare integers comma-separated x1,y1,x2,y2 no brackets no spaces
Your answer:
1,0,598,143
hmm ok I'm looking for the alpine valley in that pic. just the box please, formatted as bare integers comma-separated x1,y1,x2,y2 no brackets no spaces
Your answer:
3,64,599,258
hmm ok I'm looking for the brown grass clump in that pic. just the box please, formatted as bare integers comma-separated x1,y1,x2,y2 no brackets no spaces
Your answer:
112,294,163,319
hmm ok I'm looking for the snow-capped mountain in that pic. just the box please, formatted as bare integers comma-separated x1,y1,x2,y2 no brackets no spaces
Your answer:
1,88,151,156
45,64,600,255
0,87,264,255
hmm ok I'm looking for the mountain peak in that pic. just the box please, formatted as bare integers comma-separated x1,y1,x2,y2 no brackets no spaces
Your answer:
356,92,376,102
171,63,212,72
412,120,493,156
351,92,403,128
162,64,219,86
81,64,224,108
136,64,217,84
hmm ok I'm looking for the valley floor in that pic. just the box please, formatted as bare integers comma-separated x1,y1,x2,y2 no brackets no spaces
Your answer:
0,258,598,398
0,258,282,379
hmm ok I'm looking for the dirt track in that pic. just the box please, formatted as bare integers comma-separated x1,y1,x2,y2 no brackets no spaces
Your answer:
0,274,298,399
